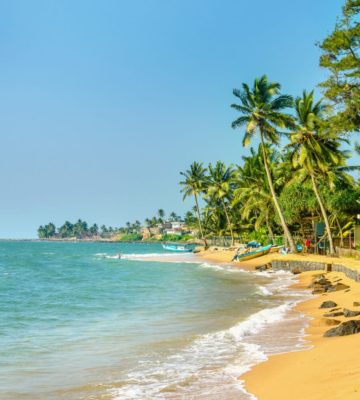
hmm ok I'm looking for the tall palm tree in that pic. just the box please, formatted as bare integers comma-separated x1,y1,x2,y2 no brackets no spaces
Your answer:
231,75,297,252
207,161,236,246
289,90,350,255
180,162,208,247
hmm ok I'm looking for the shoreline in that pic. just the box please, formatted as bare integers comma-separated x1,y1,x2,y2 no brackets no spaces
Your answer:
197,248,360,400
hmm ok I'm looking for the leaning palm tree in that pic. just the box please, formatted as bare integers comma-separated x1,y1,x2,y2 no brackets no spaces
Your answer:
233,146,276,241
206,161,236,246
288,90,350,255
231,75,297,252
180,162,208,247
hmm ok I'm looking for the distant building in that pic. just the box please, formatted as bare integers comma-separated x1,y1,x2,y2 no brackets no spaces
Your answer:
163,221,187,235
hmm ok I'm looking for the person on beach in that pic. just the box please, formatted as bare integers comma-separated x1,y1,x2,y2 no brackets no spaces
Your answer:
305,237,311,253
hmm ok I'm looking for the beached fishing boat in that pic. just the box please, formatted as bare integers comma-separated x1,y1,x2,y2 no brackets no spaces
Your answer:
235,244,272,262
162,243,195,253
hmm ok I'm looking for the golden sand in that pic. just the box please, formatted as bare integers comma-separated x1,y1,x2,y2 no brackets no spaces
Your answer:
198,248,360,400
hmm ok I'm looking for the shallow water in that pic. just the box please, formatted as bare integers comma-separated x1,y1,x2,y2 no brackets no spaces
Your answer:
0,241,310,399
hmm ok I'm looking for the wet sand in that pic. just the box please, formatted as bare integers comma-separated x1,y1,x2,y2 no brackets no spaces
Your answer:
198,248,360,400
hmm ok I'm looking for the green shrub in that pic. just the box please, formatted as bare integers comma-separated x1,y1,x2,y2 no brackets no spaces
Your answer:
161,234,183,242
117,233,142,242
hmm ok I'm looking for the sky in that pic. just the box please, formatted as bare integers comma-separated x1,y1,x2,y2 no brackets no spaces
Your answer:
0,0,349,238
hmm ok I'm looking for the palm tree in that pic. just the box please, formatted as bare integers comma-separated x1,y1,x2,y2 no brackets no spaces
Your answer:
180,162,208,247
207,161,236,246
157,209,165,224
289,90,350,255
145,218,152,237
233,146,275,241
169,212,178,221
231,75,297,252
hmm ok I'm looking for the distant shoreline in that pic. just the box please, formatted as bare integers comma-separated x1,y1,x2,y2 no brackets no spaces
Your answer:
0,238,200,244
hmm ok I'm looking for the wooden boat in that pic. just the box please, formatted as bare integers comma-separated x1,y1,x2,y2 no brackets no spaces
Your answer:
162,243,195,253
235,244,272,262
270,245,284,253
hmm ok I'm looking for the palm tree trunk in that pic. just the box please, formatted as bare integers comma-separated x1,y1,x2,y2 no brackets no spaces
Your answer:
221,199,234,246
194,194,208,248
335,216,344,248
310,173,335,255
265,212,274,242
260,130,297,252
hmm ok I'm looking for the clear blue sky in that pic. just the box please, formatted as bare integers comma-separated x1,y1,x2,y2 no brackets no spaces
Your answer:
0,0,348,238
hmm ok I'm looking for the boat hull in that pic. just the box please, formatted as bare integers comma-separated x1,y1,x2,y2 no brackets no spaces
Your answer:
236,244,272,262
162,244,194,253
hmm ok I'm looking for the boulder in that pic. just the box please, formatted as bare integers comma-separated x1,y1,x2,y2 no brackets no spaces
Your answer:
324,320,360,337
291,267,301,275
319,301,337,309
323,311,344,317
343,308,360,317
316,278,330,286
327,283,350,292
255,264,270,272
353,302,360,307
322,318,341,326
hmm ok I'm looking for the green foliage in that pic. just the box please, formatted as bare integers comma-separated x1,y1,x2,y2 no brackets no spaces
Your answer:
318,0,360,132
279,183,317,224
117,233,142,242
241,227,270,245
325,186,360,214
161,234,184,242
37,223,56,238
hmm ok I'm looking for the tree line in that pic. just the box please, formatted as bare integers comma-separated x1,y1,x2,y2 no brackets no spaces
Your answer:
180,1,360,254
37,209,184,239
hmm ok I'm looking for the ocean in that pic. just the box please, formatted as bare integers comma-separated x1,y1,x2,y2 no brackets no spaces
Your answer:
0,241,310,400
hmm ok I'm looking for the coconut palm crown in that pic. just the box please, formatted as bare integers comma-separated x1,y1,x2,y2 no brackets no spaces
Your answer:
180,161,208,247
231,75,297,252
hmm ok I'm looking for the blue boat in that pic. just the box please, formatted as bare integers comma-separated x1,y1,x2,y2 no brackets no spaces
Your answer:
162,243,195,253
234,244,272,262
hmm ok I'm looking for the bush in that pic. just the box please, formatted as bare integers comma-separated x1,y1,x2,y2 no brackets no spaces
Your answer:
247,227,271,245
117,233,142,242
161,234,183,242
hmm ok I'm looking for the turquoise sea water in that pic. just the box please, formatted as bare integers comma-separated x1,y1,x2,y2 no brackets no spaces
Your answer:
0,242,309,400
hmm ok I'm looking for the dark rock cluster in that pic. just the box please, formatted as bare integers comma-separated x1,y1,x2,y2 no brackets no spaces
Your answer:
307,275,350,294
324,320,360,337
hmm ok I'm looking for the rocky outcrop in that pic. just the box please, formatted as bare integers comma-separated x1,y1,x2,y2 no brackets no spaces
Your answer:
323,311,344,317
319,301,338,309
353,302,360,307
322,318,341,326
307,275,349,294
327,283,350,292
255,264,272,272
343,308,360,317
324,320,360,337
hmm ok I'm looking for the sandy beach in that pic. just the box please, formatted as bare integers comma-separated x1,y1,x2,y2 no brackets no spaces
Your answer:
198,248,360,400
